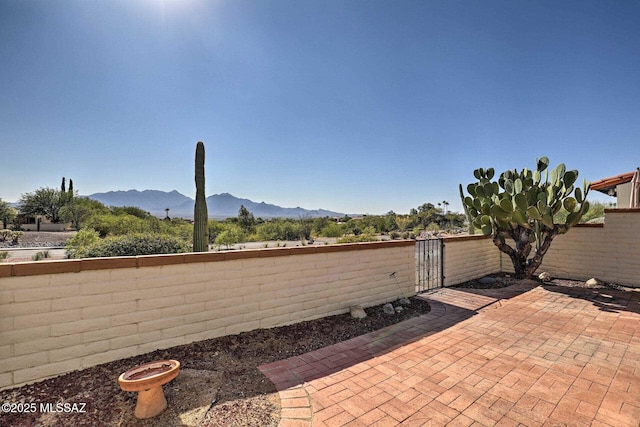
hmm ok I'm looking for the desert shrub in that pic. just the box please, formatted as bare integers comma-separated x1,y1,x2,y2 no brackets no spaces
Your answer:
389,231,401,240
208,220,226,244
0,230,24,244
319,222,345,238
0,230,11,242
214,225,244,249
254,220,304,241
31,250,51,261
70,233,190,258
336,234,379,244
426,223,440,232
110,206,151,218
312,217,332,235
336,226,378,244
83,214,147,237
0,230,24,245
65,228,101,258
162,220,193,242
0,251,9,261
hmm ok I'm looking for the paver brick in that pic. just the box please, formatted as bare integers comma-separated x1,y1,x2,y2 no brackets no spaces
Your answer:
260,286,640,427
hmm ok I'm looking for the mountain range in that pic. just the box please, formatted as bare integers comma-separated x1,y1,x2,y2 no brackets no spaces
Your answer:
87,190,346,219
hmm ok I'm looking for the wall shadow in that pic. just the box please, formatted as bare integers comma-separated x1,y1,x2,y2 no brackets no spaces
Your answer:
541,283,640,315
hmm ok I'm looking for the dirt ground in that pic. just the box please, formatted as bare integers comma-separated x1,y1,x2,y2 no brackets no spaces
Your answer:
0,297,431,427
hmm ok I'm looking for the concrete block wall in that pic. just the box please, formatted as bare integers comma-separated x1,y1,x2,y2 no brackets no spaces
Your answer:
0,240,415,390
441,235,501,286
540,209,640,286
440,209,640,288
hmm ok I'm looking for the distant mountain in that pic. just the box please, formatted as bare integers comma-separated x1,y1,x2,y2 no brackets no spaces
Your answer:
87,190,345,219
88,190,192,214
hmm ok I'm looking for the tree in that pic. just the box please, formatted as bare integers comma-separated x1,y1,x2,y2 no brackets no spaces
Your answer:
461,156,590,279
215,225,243,249
18,188,66,223
396,216,411,232
238,205,256,233
60,197,105,230
60,177,75,205
0,199,16,229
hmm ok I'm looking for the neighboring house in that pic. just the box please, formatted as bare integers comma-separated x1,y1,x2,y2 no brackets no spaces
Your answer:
590,169,639,208
15,214,70,231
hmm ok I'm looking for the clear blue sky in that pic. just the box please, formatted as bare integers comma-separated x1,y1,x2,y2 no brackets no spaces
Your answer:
2,0,639,214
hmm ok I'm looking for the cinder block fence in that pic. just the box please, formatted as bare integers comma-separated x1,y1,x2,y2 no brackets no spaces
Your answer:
1,209,638,391
0,240,415,390
441,209,640,288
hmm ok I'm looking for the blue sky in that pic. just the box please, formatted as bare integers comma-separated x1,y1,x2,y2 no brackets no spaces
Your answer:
1,0,639,214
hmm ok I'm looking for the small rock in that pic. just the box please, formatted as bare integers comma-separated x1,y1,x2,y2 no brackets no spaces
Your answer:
395,306,404,313
478,276,496,285
538,272,551,282
398,297,411,306
586,278,602,287
350,306,367,319
383,303,395,315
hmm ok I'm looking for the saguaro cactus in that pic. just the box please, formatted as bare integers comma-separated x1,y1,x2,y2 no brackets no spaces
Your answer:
461,156,590,278
193,141,209,252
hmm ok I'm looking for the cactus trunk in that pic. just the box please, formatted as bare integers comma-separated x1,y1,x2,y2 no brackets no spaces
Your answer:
193,141,209,252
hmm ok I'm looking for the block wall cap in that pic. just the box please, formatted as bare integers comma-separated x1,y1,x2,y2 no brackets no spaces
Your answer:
0,240,414,277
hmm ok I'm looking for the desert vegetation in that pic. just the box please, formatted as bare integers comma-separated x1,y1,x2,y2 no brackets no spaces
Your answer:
1,165,609,259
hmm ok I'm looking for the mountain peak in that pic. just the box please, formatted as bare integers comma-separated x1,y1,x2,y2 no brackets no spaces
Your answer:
88,190,346,219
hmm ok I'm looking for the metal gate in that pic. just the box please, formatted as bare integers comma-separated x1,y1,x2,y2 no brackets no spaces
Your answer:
416,237,444,292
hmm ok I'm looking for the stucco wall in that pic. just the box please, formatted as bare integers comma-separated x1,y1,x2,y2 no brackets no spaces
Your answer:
442,235,501,287
540,209,640,286
0,240,415,390
439,210,640,288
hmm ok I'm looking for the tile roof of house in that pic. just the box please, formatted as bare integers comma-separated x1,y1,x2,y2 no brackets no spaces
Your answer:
589,171,635,194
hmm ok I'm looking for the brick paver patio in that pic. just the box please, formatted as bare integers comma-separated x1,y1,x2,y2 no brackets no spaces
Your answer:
259,283,640,426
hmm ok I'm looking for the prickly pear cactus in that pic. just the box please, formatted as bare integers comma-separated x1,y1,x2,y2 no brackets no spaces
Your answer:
461,156,590,278
193,141,209,252
459,183,475,235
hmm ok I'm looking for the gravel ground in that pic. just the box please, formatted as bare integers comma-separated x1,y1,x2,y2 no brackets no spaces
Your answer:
0,231,75,249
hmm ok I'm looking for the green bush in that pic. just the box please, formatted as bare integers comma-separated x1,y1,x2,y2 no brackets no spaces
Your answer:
254,220,304,241
336,234,379,244
69,233,190,258
65,229,101,258
83,214,148,237
32,250,51,261
215,225,244,249
208,220,226,244
0,251,9,261
319,222,345,238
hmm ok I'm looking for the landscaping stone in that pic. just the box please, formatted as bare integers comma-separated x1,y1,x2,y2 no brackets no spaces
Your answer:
383,303,395,315
398,297,411,306
350,306,367,319
478,276,496,285
395,306,404,313
586,278,602,287
538,271,552,281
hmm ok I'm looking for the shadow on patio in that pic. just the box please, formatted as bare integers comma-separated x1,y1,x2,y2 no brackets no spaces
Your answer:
260,283,640,426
